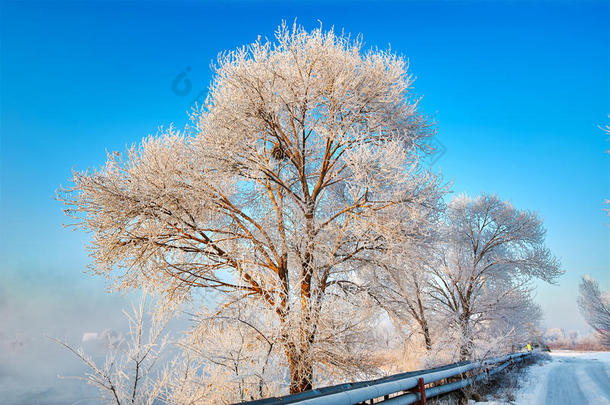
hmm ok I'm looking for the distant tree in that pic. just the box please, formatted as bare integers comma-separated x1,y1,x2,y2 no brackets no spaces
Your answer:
578,276,610,348
428,194,562,360
59,23,444,394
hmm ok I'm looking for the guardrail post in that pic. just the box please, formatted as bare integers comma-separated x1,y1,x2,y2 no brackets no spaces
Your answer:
417,377,426,405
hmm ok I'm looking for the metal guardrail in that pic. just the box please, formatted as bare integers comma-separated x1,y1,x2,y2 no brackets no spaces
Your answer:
237,351,533,405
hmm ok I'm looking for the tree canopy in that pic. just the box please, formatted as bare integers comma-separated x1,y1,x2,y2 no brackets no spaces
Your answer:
60,23,445,394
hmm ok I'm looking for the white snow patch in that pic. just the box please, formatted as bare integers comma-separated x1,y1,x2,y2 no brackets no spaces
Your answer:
575,366,610,405
81,332,99,342
510,351,610,405
469,351,610,405
551,349,610,364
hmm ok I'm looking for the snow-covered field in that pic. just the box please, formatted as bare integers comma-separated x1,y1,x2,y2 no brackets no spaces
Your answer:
506,351,610,405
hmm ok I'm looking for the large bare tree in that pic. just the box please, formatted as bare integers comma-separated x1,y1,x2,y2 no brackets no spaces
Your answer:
60,24,444,393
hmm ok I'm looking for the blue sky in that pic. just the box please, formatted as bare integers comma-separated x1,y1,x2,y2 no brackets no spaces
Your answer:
0,0,608,401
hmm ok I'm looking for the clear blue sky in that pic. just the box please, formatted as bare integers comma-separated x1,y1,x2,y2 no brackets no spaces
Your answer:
1,0,608,376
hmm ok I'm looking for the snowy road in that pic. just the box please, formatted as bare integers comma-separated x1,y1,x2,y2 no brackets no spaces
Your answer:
514,351,610,405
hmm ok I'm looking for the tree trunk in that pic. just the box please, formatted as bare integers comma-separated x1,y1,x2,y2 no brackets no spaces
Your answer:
458,313,471,361
459,342,470,361
423,323,432,351
289,203,316,394
414,281,432,351
286,349,314,394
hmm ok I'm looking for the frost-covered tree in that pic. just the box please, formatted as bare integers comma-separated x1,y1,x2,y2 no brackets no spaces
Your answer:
385,262,436,350
59,23,444,394
370,224,441,351
480,287,543,353
165,291,384,403
578,276,610,348
428,194,562,360
52,296,173,405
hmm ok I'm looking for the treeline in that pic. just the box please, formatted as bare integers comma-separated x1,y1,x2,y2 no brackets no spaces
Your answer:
545,328,608,351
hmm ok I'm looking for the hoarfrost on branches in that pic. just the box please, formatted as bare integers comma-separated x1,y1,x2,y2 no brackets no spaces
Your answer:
59,23,445,395
427,194,562,359
58,23,561,401
51,296,173,405
578,275,610,348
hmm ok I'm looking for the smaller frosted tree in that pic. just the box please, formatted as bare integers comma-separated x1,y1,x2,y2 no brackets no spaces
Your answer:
51,296,173,405
429,194,562,360
480,286,543,354
370,224,442,351
578,276,610,348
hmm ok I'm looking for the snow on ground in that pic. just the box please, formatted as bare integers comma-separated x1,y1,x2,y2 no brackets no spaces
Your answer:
483,351,610,405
